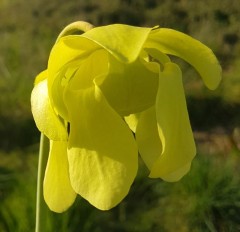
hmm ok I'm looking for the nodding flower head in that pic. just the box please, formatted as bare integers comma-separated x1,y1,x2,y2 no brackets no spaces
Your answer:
31,21,221,212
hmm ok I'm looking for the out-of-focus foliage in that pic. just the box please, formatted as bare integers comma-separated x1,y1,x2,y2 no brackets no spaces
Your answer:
1,150,240,232
0,0,240,231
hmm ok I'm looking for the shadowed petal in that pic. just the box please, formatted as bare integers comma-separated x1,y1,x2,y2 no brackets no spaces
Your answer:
97,56,158,116
135,107,162,170
44,140,76,213
65,84,138,210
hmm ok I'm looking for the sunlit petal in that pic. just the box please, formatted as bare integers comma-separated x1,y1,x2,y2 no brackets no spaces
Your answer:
146,28,222,90
34,69,48,85
150,62,196,181
44,140,76,213
31,73,67,141
82,24,152,63
65,84,138,210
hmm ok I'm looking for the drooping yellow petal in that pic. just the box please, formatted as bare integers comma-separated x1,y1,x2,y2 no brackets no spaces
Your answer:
135,107,162,170
68,49,108,91
65,85,138,210
31,72,67,141
50,48,109,120
47,36,101,119
82,24,152,63
146,28,222,90
150,62,196,181
48,35,100,78
97,55,159,116
44,140,76,213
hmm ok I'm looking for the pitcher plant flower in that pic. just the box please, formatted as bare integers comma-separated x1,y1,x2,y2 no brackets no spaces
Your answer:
31,21,221,213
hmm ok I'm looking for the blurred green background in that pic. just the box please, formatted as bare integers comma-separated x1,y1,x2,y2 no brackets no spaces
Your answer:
1,0,240,231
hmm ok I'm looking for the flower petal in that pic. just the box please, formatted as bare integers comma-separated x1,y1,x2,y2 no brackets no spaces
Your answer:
82,24,152,63
124,114,139,133
97,56,159,116
150,62,196,181
44,140,76,213
31,72,67,140
68,49,108,91
34,69,48,85
47,36,101,118
48,35,100,78
135,107,162,170
65,85,138,210
146,28,222,90
50,49,109,120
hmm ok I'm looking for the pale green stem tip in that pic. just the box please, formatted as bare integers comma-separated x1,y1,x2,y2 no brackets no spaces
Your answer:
35,133,49,232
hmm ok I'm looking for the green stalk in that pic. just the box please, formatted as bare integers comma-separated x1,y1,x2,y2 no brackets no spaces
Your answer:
35,133,49,232
55,21,94,43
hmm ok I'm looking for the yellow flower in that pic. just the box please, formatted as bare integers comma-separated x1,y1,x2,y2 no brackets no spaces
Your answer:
31,21,221,212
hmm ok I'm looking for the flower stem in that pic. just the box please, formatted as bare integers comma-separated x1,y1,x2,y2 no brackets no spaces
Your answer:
35,133,49,232
56,21,94,43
